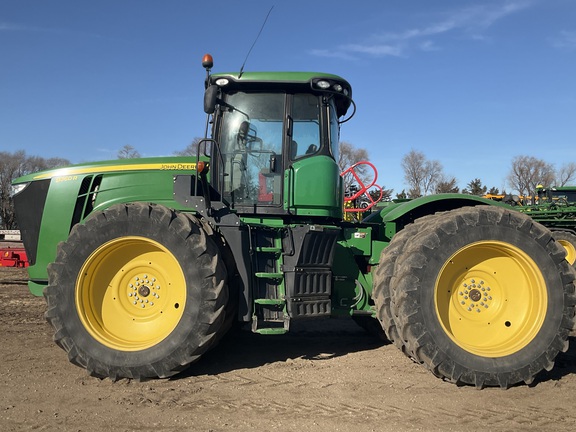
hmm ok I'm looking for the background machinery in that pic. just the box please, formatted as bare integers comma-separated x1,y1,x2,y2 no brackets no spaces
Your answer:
518,186,576,268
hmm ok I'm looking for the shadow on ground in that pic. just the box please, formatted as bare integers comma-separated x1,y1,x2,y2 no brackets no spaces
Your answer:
177,318,388,378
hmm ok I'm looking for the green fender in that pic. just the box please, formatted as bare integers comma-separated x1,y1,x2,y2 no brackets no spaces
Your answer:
364,194,505,241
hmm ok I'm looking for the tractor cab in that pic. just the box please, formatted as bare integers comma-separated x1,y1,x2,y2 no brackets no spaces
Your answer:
201,56,353,219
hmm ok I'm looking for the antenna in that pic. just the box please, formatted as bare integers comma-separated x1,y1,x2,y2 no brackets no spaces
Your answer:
238,5,274,78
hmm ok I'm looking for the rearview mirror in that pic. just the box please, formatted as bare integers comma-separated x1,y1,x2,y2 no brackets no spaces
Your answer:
204,85,218,114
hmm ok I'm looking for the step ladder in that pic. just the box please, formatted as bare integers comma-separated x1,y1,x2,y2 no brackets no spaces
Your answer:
251,234,289,334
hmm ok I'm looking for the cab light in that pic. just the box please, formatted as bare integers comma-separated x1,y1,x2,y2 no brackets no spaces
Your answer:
202,54,214,70
11,182,29,197
215,78,229,87
316,80,330,89
333,84,343,92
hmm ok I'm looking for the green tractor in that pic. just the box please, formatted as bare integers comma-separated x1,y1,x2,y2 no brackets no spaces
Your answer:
12,55,576,388
518,186,576,268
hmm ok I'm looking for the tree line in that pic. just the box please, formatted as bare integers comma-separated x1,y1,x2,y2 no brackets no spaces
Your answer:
400,149,576,199
1,143,574,229
0,151,70,230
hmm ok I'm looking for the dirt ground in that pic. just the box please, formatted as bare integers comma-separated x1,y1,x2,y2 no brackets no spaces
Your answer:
1,267,576,432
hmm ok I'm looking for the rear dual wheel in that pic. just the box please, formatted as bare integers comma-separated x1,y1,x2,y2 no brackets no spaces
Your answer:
553,231,576,267
375,206,576,388
45,203,229,380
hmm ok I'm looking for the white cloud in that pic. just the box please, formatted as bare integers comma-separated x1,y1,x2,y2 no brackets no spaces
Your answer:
419,40,440,52
0,22,34,31
308,49,358,61
551,30,576,50
310,1,533,59
339,43,403,57
0,20,109,40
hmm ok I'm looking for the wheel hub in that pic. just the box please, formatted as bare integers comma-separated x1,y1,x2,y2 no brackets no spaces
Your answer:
127,274,161,309
458,279,493,313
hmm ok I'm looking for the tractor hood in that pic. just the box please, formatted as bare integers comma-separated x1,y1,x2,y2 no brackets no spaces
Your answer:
11,156,202,295
12,156,200,184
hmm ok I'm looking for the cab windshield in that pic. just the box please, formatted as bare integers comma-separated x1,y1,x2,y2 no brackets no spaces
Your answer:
217,91,338,209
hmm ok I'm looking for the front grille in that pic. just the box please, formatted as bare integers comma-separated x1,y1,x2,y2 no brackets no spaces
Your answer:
13,180,50,265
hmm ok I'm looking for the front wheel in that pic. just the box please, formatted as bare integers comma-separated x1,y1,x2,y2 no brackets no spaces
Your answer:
388,206,576,388
45,203,228,380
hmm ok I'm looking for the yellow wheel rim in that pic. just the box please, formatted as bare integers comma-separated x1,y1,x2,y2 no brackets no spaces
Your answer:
557,239,576,265
76,236,186,351
435,241,547,357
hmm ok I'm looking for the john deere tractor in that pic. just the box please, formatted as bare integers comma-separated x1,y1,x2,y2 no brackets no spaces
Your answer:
12,55,576,388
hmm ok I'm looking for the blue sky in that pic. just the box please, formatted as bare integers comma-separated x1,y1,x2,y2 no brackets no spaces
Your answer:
1,0,575,195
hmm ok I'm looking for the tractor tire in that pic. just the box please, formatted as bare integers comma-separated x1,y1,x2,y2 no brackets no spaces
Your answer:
552,231,576,268
44,203,229,380
372,216,436,349
388,206,576,388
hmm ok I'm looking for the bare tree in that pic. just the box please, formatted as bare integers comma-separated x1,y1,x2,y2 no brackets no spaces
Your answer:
338,141,370,191
507,155,555,198
402,150,424,198
0,151,69,229
117,145,141,159
174,137,203,157
556,162,576,186
401,149,444,198
422,159,443,195
0,151,26,229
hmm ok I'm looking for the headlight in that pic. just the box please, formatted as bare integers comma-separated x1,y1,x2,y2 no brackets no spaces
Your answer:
11,182,29,197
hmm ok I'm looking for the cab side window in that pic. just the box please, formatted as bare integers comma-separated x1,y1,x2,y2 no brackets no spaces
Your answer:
291,94,321,160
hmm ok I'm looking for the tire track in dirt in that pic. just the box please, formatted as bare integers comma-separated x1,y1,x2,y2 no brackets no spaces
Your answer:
108,358,576,432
